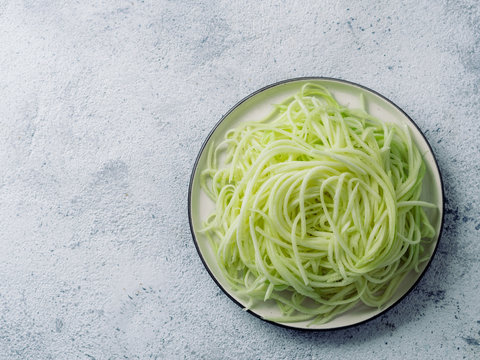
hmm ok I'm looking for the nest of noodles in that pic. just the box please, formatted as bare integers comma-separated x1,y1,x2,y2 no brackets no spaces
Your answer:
200,83,435,325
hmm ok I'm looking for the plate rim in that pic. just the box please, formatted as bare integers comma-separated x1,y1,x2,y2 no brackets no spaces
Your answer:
187,76,446,331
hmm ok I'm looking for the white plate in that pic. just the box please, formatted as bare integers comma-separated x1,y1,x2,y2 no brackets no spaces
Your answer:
188,77,444,330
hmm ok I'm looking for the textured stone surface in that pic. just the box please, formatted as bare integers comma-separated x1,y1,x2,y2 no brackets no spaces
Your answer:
0,0,479,358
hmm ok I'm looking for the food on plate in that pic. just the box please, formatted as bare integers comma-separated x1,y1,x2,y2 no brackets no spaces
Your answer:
200,83,435,324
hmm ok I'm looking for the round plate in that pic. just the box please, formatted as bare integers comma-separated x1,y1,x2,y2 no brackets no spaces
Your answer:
188,77,445,330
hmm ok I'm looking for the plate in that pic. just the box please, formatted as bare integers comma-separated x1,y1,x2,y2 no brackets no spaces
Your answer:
188,77,444,330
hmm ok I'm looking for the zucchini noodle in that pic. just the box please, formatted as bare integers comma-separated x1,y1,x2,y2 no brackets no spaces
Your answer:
200,83,435,325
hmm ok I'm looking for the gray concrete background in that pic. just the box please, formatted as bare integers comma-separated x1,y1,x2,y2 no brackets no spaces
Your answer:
0,0,479,359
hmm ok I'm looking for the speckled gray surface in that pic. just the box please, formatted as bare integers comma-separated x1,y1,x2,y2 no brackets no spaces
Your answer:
0,0,479,359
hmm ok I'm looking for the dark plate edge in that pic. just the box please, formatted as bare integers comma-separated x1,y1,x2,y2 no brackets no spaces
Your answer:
187,76,446,332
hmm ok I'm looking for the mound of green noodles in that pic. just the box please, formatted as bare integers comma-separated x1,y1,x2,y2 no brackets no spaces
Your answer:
200,83,435,325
